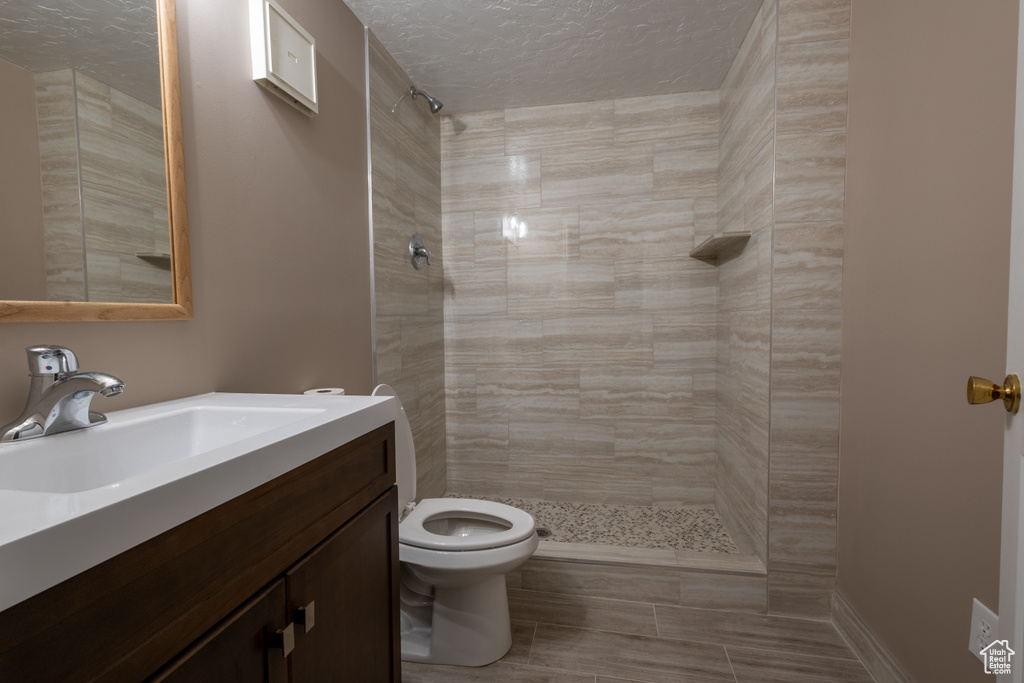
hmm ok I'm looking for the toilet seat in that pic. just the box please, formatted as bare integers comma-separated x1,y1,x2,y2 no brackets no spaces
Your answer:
400,498,536,551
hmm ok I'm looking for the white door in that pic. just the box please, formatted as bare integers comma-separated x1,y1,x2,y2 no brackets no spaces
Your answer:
999,4,1024,681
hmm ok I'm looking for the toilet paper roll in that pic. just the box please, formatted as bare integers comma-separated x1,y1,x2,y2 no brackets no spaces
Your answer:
304,387,345,396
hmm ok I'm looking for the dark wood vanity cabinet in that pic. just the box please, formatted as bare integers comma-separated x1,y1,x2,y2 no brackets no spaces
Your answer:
0,423,400,683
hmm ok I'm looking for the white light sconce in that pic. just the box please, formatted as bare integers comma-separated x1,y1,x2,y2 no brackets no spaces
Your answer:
250,0,318,116
502,210,529,246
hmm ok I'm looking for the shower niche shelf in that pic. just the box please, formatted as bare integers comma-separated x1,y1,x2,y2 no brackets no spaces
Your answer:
689,231,751,264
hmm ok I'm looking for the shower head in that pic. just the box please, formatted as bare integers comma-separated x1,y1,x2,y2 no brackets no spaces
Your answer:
410,87,443,114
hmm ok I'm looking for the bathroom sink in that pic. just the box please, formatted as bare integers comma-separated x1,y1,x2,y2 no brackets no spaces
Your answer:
0,392,396,612
0,403,323,494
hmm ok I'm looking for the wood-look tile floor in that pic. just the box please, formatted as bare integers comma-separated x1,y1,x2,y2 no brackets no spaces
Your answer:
401,589,873,683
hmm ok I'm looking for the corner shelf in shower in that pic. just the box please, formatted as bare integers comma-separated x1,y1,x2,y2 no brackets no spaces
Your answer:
134,252,173,269
689,231,751,264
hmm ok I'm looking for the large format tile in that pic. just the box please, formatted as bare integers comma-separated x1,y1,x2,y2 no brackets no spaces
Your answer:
579,199,695,261
769,308,842,395
443,154,541,213
728,647,871,683
508,589,659,637
441,110,506,161
444,262,508,317
476,368,581,422
506,100,614,155
507,260,615,316
613,91,719,148
403,661,595,683
774,131,847,223
529,624,735,683
521,558,681,605
542,314,654,365
580,367,693,422
778,0,851,45
776,39,850,135
497,206,581,262
677,572,767,614
652,140,719,200
772,222,844,309
446,316,543,366
654,604,855,660
542,148,654,206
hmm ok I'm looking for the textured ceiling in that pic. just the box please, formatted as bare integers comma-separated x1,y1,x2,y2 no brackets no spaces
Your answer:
344,0,765,115
0,0,160,108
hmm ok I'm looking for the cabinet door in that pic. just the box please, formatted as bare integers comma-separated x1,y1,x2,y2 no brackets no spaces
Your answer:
287,487,400,682
149,579,289,683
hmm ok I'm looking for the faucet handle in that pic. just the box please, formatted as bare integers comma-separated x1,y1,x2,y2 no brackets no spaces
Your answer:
26,345,79,376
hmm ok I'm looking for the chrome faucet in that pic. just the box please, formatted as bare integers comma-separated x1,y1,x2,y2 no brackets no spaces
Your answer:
0,346,125,443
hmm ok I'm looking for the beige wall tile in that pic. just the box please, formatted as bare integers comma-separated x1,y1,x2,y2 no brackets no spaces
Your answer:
776,39,850,135
443,154,541,213
447,316,544,366
767,394,840,618
580,368,693,422
541,147,653,206
502,207,581,262
542,313,654,366
778,0,851,45
641,258,718,312
441,110,506,161
447,415,510,466
369,36,447,502
773,222,844,309
373,175,429,317
770,308,842,396
444,262,508,317
509,420,615,469
774,131,847,223
652,140,719,200
396,123,441,211
613,91,719,147
543,472,654,507
579,199,695,261
505,100,614,155
374,316,402,384
441,211,476,265
476,368,581,422
507,260,615,316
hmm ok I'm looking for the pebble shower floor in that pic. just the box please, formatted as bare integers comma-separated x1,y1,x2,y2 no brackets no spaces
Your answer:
447,494,740,554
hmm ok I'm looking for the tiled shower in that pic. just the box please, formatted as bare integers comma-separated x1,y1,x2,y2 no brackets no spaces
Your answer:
371,0,848,619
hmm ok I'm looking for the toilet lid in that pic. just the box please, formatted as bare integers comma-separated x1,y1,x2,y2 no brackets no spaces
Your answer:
372,384,416,512
399,497,537,551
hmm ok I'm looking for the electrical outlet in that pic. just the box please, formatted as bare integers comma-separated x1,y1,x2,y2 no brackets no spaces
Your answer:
970,598,999,662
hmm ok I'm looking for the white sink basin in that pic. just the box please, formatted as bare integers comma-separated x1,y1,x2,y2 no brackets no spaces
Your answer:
0,392,395,612
0,404,324,494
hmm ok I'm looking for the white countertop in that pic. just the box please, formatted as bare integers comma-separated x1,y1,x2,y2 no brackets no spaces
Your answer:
0,392,395,612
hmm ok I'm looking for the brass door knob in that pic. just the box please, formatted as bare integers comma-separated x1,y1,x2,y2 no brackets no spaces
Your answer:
967,375,1021,413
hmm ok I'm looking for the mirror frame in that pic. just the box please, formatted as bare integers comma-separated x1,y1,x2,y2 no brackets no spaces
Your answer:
0,0,192,323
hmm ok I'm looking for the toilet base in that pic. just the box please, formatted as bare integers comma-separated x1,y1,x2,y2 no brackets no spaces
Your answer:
400,574,512,666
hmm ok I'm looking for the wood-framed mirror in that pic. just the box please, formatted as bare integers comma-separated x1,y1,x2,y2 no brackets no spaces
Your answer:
0,0,192,323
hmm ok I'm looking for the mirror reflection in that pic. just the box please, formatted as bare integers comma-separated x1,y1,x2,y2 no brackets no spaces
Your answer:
0,0,172,304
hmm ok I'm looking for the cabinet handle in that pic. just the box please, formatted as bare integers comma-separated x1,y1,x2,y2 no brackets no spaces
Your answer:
296,600,316,633
272,623,295,658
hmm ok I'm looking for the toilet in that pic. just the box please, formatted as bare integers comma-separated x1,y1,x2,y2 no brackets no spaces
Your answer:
372,384,539,667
